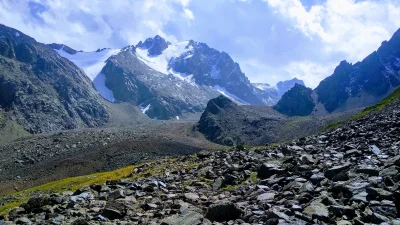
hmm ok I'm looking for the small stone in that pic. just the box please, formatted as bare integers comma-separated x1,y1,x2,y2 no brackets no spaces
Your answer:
161,210,203,225
205,203,242,222
369,145,381,155
212,177,223,191
303,202,329,222
257,192,275,202
329,205,356,217
324,163,351,180
366,187,393,200
184,193,199,201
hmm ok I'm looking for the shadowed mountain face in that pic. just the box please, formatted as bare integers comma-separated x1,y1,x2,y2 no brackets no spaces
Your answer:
53,35,308,120
317,29,400,112
275,28,400,116
252,78,306,105
0,24,109,133
276,78,305,97
273,83,315,116
197,95,361,146
101,45,219,120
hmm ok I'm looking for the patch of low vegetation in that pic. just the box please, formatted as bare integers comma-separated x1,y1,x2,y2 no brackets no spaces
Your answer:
0,156,203,217
0,165,134,216
319,121,343,132
354,86,400,119
321,86,400,132
222,172,259,191
0,109,30,145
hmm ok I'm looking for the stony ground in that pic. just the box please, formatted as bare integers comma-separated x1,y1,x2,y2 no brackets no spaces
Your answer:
1,98,400,224
0,121,221,195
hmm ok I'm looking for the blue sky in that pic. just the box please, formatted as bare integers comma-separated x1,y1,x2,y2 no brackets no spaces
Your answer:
1,0,400,88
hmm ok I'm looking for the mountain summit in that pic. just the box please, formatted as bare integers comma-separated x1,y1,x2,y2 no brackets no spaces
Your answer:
52,35,293,119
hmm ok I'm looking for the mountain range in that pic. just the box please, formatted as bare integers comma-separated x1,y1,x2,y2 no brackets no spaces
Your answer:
275,28,400,116
2,22,400,135
51,35,304,119
0,24,109,133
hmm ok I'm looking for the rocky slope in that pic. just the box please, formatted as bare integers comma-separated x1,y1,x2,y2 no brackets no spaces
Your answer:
278,28,400,116
53,35,301,119
273,84,315,116
0,24,109,133
316,28,400,113
197,95,360,146
252,77,305,105
2,91,400,224
276,77,306,97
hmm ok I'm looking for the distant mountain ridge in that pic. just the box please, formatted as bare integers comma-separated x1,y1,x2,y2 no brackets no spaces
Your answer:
252,78,305,105
275,28,400,116
51,35,303,119
0,24,109,133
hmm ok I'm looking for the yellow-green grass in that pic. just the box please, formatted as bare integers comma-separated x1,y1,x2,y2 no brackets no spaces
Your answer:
321,86,400,132
0,165,134,216
0,156,204,217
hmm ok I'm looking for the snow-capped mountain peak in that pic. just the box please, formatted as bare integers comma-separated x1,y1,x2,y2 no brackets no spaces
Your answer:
136,35,172,56
136,40,193,78
52,44,120,102
252,83,277,91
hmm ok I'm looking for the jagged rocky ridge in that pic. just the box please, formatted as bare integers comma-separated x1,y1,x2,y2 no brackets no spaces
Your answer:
252,78,306,105
2,93,400,224
274,84,315,116
53,35,303,119
0,24,109,133
197,95,360,146
277,28,400,116
102,45,218,119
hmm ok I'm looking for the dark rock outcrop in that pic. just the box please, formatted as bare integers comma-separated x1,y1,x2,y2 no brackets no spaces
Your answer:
273,83,315,116
0,24,109,133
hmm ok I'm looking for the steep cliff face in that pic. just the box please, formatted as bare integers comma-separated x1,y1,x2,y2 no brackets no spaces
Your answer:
164,40,264,105
274,84,315,116
102,46,219,119
0,24,109,133
197,95,360,146
274,29,400,116
316,29,400,113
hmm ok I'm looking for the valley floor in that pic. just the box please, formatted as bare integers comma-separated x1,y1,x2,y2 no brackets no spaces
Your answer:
0,120,221,195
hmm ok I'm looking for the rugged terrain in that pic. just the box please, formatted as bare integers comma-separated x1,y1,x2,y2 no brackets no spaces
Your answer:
277,28,400,116
197,95,361,146
1,85,400,224
0,24,109,133
53,35,304,120
273,84,315,116
0,118,221,195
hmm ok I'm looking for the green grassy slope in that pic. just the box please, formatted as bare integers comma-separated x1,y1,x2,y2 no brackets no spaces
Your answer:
321,86,400,131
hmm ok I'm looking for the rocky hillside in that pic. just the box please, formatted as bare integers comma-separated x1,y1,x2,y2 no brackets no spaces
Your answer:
0,24,109,133
101,45,218,119
53,35,301,119
276,77,305,97
197,95,360,146
277,28,400,116
252,77,305,105
136,36,264,105
2,89,400,224
273,83,315,116
316,28,400,113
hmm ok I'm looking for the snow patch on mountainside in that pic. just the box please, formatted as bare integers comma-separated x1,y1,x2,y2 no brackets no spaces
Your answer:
136,41,193,78
214,85,248,105
139,103,151,114
93,73,115,102
210,64,221,79
253,83,276,91
55,47,120,80
54,47,120,102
